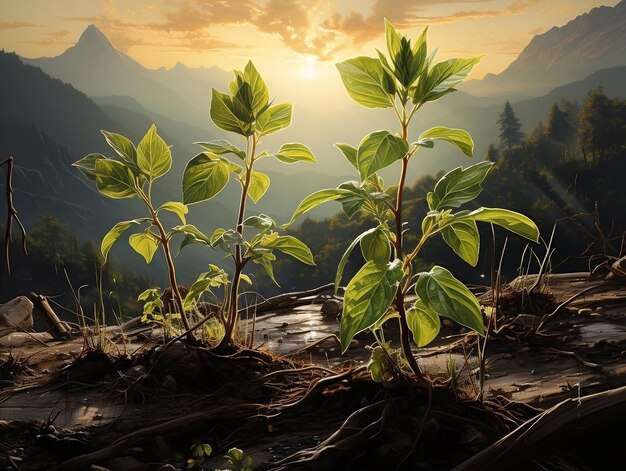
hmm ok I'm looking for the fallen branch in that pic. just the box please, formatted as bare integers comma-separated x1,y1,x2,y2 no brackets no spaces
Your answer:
452,384,626,470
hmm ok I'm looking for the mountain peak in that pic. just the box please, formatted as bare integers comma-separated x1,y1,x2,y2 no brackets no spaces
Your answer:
76,24,114,51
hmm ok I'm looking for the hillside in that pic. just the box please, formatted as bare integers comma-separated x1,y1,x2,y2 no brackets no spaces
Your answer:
463,0,626,96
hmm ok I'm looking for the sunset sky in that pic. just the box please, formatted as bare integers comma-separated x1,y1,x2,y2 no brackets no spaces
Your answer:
0,0,619,90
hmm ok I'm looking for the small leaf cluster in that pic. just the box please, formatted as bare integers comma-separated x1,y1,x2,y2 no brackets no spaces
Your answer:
74,125,189,263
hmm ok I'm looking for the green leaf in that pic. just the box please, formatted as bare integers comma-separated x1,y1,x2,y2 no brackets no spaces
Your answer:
334,228,373,293
285,188,348,226
170,224,211,246
182,153,231,204
251,250,278,286
158,201,188,224
335,143,358,169
360,225,391,262
413,56,481,105
274,143,316,164
243,214,276,231
101,130,138,168
195,140,245,160
210,88,250,136
469,207,540,242
248,171,270,203
340,259,403,352
427,161,494,210
384,18,402,70
257,104,292,137
406,300,441,347
441,217,480,266
415,265,484,334
357,131,408,180
73,153,106,181
101,219,147,263
184,267,228,310
243,60,270,116
260,233,315,265
129,232,159,264
336,57,394,109
416,126,474,158
136,124,172,180
94,159,137,199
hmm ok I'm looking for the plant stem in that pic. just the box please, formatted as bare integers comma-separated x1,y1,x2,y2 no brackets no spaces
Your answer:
137,186,190,332
394,121,421,376
219,134,257,349
149,206,191,331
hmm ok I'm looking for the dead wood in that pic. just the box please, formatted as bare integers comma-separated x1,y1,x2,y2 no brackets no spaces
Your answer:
246,283,334,316
452,384,626,470
30,293,71,340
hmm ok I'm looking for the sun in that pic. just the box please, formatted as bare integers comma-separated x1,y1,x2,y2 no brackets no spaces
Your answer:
301,56,318,80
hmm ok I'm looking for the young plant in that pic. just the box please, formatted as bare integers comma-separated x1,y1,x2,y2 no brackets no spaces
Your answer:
287,20,539,377
73,125,192,331
179,61,316,349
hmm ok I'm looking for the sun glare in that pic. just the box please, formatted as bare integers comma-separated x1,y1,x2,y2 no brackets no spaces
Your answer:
301,56,317,80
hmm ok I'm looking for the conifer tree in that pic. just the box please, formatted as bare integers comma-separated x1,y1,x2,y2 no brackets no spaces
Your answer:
497,100,524,157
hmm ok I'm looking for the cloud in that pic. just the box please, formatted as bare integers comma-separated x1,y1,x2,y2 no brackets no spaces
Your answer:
20,29,71,46
0,20,38,30
323,0,538,44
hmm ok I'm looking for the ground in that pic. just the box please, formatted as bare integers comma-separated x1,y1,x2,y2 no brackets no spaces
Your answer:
1,272,626,470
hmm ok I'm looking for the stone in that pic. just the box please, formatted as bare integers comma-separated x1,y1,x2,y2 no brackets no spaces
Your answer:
125,365,148,382
321,298,342,318
0,296,34,337
155,465,178,471
577,308,593,316
150,436,172,462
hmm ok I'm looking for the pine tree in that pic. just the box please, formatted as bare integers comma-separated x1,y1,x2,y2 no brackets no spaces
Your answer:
545,103,574,145
497,100,524,156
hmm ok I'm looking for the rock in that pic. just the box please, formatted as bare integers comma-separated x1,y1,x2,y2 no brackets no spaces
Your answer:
0,296,34,337
321,298,342,318
105,456,148,471
577,308,593,316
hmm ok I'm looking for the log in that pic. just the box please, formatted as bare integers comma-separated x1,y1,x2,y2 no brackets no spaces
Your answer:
452,385,626,470
245,283,334,316
30,293,71,340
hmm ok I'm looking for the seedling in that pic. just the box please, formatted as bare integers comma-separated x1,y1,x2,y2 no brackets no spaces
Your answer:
288,20,539,377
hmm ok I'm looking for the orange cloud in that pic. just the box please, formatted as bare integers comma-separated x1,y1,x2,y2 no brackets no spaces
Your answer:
0,20,38,29
20,29,71,46
323,0,537,44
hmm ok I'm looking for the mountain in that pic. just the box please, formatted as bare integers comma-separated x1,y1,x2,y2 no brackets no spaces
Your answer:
463,0,626,97
23,25,210,130
0,51,137,236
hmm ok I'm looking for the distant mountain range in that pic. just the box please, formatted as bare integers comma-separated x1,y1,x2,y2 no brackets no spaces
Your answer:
463,0,626,97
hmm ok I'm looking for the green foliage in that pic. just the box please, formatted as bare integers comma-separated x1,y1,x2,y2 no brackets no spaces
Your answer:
222,447,253,471
182,60,316,347
187,442,212,469
74,124,193,330
289,20,538,378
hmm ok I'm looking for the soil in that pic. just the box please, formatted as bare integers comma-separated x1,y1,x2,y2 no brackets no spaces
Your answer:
1,272,626,470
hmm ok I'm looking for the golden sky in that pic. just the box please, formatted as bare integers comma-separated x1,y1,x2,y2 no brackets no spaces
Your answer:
0,0,618,97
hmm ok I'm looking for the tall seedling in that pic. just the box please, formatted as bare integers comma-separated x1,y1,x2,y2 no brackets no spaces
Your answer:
180,61,316,349
73,125,192,331
288,21,539,377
